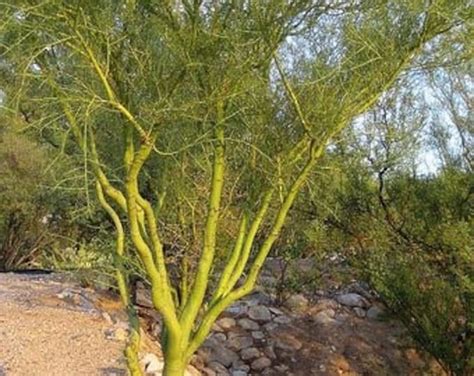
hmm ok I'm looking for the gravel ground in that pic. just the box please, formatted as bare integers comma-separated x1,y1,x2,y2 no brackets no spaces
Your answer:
0,273,127,376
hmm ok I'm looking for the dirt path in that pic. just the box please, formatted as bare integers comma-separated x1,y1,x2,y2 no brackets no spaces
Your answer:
0,273,127,376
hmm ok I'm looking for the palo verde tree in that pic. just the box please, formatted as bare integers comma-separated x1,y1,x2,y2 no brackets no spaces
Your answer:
0,1,470,374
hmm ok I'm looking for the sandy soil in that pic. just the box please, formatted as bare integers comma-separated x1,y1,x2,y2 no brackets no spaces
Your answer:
0,273,127,376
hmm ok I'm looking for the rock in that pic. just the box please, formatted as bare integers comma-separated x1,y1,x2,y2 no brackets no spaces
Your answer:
353,307,366,318
263,345,277,360
366,305,385,320
273,315,291,325
245,292,272,306
346,281,373,300
336,293,370,308
263,322,278,332
275,333,302,351
209,361,230,375
135,283,153,308
104,327,128,342
312,309,336,325
217,317,236,330
232,360,250,372
200,347,239,368
275,364,289,372
190,354,205,370
227,335,254,351
202,368,217,376
251,331,265,340
56,288,96,311
231,371,248,376
248,305,272,322
293,258,315,273
225,303,246,316
140,353,163,374
284,294,309,312
212,332,227,342
268,307,285,316
240,347,260,360
264,258,284,277
260,276,278,288
238,318,260,331
251,357,272,371
101,311,114,325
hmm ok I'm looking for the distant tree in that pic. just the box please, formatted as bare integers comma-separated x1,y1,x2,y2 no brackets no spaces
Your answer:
1,1,469,374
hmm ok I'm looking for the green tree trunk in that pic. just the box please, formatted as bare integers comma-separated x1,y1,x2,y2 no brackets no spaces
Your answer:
162,352,187,376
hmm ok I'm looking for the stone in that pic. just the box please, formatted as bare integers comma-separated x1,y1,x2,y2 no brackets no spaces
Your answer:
209,361,230,375
140,353,163,374
284,294,309,312
212,332,227,342
227,335,254,351
263,322,278,332
353,307,366,318
248,305,272,322
275,364,289,372
273,315,291,325
101,311,114,325
275,334,302,351
268,307,285,316
225,303,245,316
232,360,250,372
336,293,369,308
366,305,385,320
312,310,336,325
251,331,265,340
264,257,284,277
202,368,217,376
201,347,239,368
263,345,277,360
231,371,248,376
217,317,236,330
245,292,272,306
238,318,260,331
240,347,260,360
251,357,272,371
104,327,128,342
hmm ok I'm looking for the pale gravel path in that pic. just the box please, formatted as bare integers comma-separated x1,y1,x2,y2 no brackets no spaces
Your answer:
0,273,127,376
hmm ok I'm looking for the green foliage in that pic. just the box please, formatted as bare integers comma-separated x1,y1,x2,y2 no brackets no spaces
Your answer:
301,154,473,374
